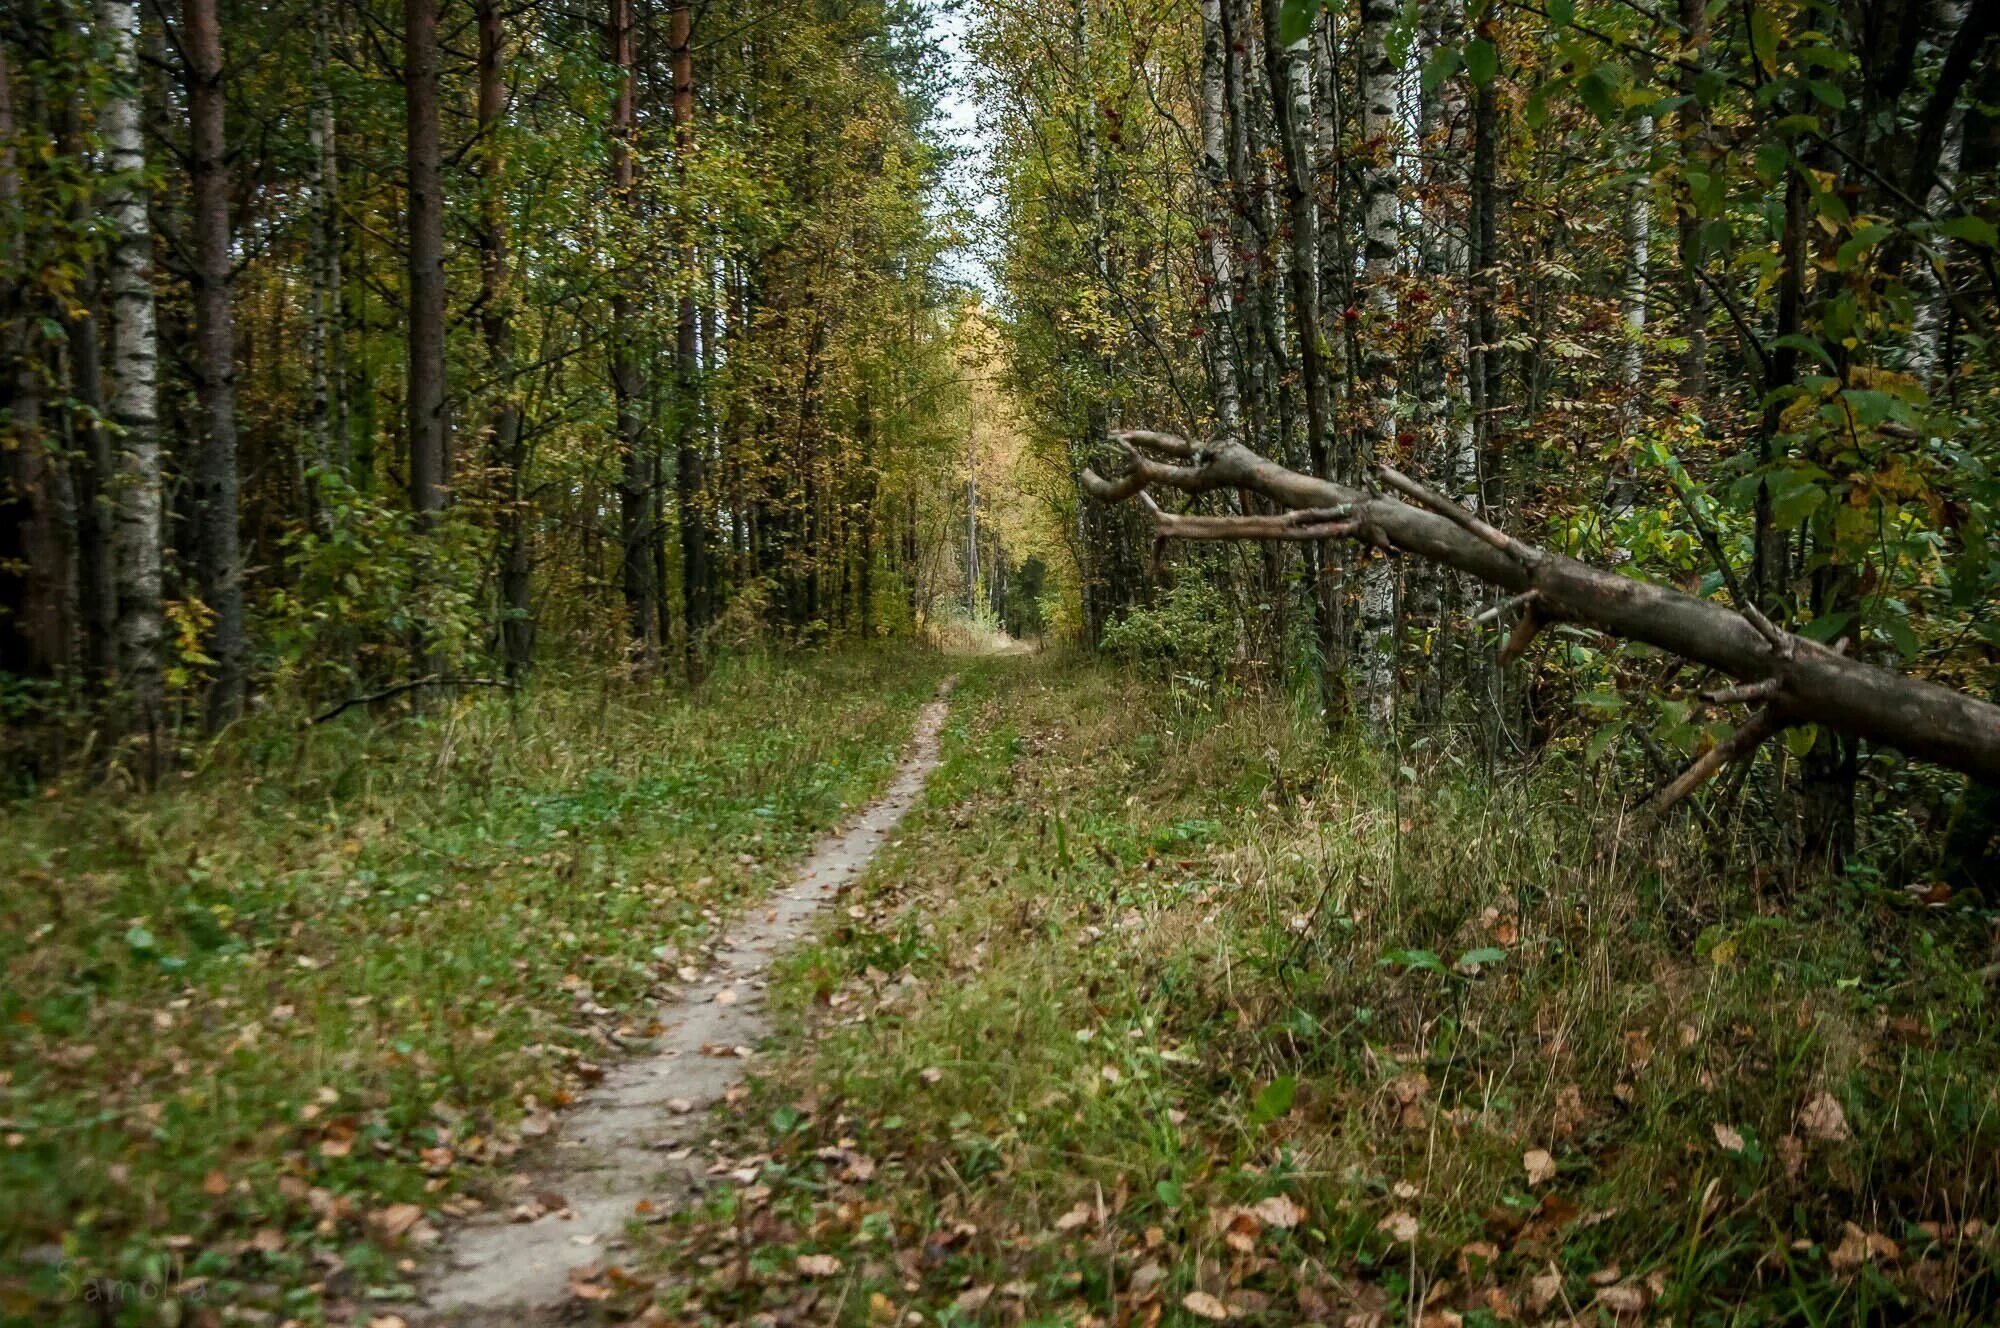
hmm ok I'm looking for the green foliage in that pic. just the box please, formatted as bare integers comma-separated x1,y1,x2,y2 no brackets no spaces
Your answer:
1098,578,1236,686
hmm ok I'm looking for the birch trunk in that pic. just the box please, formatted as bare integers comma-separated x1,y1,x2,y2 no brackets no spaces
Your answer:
1198,0,1241,436
1618,115,1652,402
99,0,165,732
1356,0,1402,732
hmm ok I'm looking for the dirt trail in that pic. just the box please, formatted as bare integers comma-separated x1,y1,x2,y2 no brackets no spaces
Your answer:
415,682,954,1323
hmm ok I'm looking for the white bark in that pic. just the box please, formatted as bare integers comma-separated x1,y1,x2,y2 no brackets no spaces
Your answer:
1197,0,1241,436
99,0,163,722
1357,0,1401,731
1619,114,1653,397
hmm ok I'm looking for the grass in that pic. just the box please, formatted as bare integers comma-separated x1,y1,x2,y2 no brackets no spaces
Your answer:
639,652,2000,1327
0,645,951,1324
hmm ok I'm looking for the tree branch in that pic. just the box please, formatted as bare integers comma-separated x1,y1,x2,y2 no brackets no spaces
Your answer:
1080,427,2000,784
1638,705,1785,828
310,676,515,724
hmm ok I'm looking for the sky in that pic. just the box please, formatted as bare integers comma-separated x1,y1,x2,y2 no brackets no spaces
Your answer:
927,0,1000,293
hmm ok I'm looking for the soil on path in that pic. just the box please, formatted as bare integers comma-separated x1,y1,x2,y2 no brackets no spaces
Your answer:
413,681,955,1324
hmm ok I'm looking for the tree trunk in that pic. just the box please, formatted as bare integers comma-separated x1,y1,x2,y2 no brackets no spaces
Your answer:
1618,115,1652,403
1197,0,1241,437
671,0,708,678
610,0,655,662
1356,0,1401,731
405,0,447,529
185,0,246,726
307,9,348,492
0,42,75,686
99,0,165,736
1673,0,1709,402
478,0,531,679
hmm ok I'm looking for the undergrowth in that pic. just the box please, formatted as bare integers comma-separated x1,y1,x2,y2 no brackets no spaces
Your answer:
0,646,950,1323
645,653,2000,1327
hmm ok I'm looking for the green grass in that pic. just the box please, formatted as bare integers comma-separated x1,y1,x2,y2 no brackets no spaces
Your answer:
643,652,2000,1327
0,646,951,1323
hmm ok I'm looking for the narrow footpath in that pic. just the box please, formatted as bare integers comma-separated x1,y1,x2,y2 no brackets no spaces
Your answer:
414,682,955,1323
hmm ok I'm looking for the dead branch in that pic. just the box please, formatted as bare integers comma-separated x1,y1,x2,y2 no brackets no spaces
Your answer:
1375,463,1541,566
1639,706,1786,827
1474,589,1540,626
1079,427,2000,784
1500,601,1546,667
309,676,514,724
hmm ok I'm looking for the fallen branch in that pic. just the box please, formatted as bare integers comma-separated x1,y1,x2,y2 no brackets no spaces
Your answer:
1638,706,1786,828
310,676,515,725
1079,427,2000,784
1376,464,1540,566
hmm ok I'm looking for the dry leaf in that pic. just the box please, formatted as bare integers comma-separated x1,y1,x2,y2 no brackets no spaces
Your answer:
1712,1123,1746,1154
1251,1194,1304,1229
954,1285,995,1312
203,1170,228,1196
372,1202,424,1243
1378,1211,1420,1242
1387,1073,1429,1131
1595,1280,1647,1315
795,1253,842,1277
1054,1202,1094,1233
1525,1271,1563,1314
1828,1223,1873,1274
713,987,738,1005
1457,1241,1500,1275
247,1228,285,1254
1551,1083,1586,1137
1799,1092,1850,1142
1523,1148,1556,1186
1182,1290,1231,1320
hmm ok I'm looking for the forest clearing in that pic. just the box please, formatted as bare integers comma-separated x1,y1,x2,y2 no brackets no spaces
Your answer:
4,0,2000,1323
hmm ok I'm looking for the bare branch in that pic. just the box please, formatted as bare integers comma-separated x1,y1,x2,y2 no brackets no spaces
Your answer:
1639,706,1786,827
1109,427,1199,459
1701,677,1784,706
1375,463,1541,567
1474,589,1540,626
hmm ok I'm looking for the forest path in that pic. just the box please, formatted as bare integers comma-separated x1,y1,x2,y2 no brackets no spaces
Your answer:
411,680,956,1325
